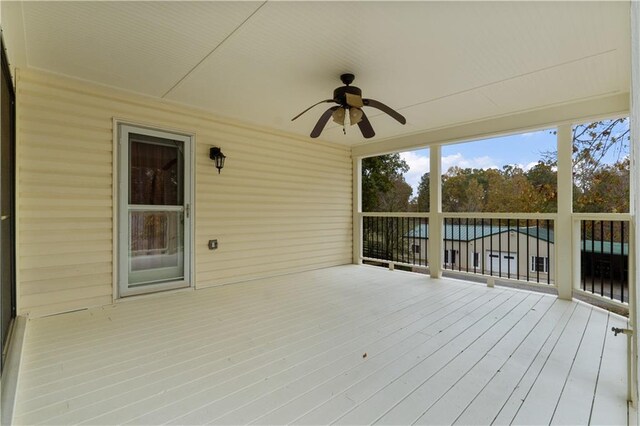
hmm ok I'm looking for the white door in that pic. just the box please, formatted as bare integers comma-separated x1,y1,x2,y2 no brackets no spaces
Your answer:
487,251,517,275
118,124,192,297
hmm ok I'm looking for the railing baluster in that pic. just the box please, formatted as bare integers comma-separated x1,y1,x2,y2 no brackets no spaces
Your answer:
465,218,469,273
379,216,382,260
621,221,626,303
425,217,428,266
534,219,540,283
480,219,487,275
498,219,502,278
610,220,614,300
600,220,604,297
473,218,477,274
489,218,493,277
458,217,462,272
547,219,551,285
582,220,586,292
590,220,595,294
516,219,520,280
413,217,416,265
509,219,512,279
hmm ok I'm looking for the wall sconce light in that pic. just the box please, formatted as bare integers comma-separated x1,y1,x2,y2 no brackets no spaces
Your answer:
210,147,226,174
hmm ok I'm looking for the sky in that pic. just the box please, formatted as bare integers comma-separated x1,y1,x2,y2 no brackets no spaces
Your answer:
400,129,558,196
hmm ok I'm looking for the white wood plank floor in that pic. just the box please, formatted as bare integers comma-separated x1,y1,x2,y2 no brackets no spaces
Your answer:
13,265,631,425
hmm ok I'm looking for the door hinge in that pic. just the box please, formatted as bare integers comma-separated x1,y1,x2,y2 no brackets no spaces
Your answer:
185,204,190,218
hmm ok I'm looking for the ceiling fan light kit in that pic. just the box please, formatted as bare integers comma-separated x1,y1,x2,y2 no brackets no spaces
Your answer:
291,73,406,139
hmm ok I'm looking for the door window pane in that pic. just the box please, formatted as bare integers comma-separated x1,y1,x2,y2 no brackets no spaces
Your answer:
129,135,182,205
129,210,184,286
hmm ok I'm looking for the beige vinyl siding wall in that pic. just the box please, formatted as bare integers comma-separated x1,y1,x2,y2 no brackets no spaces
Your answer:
16,69,352,317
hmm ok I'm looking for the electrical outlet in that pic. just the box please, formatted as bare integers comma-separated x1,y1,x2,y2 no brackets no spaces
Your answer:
208,239,218,250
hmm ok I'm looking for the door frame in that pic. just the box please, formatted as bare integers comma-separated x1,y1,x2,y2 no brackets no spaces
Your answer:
1,33,16,372
113,119,195,300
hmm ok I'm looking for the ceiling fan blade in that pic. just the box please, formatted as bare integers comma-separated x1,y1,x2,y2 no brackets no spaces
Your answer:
357,110,375,139
291,99,335,121
310,106,340,138
363,98,406,124
346,93,364,108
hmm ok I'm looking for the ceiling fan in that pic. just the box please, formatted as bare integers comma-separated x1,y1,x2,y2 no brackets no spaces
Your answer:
291,73,406,139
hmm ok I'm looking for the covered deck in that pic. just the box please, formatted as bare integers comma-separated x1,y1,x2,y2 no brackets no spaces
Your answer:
13,265,629,425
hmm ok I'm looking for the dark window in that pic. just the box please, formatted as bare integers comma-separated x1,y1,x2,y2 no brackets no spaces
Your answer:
531,256,548,273
445,249,458,264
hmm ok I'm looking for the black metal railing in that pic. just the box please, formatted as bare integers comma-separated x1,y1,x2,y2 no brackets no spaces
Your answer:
362,215,428,267
443,217,554,285
580,219,629,303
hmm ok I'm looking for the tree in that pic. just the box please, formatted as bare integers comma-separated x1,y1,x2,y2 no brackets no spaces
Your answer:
430,165,557,213
441,167,488,212
575,158,629,213
572,118,629,191
377,178,413,212
361,154,410,211
484,166,536,213
544,118,630,213
416,172,430,212
525,162,557,213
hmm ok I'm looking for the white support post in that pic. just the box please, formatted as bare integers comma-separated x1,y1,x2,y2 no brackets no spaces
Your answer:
428,145,442,278
352,157,362,264
631,0,640,408
556,124,573,300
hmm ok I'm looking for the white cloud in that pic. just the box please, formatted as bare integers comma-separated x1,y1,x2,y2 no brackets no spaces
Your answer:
504,161,539,171
441,153,499,172
521,130,545,138
400,151,429,196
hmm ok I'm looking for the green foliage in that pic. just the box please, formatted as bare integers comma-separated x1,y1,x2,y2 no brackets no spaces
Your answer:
437,165,555,213
364,119,629,214
361,154,411,212
574,158,630,213
416,173,430,212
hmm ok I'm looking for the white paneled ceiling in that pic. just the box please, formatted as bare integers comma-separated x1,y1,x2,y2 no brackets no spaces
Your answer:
2,1,630,145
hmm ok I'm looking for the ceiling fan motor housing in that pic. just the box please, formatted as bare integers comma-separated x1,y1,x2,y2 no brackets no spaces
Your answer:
333,85,362,106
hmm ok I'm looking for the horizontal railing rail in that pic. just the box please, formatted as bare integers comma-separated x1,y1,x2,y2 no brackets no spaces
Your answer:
441,212,558,220
361,212,430,218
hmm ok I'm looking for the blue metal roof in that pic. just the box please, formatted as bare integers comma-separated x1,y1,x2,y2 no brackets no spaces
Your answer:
406,224,627,254
580,240,628,256
405,223,555,243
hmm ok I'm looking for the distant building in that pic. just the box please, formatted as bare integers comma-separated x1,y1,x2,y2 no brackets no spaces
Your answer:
405,223,555,282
